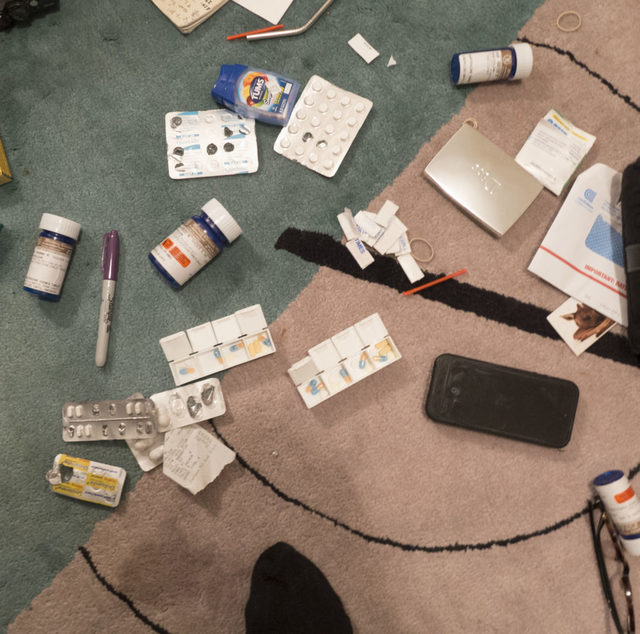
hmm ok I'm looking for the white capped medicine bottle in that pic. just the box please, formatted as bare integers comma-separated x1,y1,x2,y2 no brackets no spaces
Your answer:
594,470,640,555
23,213,82,301
451,43,533,85
149,198,242,288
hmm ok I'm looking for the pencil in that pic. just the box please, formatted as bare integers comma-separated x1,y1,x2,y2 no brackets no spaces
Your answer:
402,268,467,296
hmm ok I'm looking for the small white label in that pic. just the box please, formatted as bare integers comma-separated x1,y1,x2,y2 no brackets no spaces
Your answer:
348,33,380,64
24,237,73,295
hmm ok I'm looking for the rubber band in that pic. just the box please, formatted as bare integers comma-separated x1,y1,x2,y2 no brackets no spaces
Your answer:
463,117,478,129
556,11,581,32
409,237,435,264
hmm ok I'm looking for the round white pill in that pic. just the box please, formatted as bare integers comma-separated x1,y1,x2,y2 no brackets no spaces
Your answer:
333,110,343,120
66,406,74,418
134,401,144,414
311,116,320,127
74,405,84,417
84,424,92,437
318,103,328,114
347,117,357,127
280,138,291,149
332,145,342,155
324,159,334,170
325,124,335,135
296,110,307,120
125,402,134,415
295,146,305,156
135,438,154,450
312,79,323,92
340,130,349,141
288,123,299,134
309,152,318,163
304,95,315,106
327,89,336,100
340,96,351,106
355,102,365,113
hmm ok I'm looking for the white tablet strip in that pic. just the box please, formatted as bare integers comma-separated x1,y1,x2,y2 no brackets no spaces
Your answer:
159,304,275,386
287,313,401,408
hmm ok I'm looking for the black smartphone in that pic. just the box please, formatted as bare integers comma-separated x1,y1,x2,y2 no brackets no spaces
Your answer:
425,353,579,448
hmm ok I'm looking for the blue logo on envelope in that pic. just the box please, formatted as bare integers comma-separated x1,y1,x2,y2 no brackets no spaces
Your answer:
584,189,597,203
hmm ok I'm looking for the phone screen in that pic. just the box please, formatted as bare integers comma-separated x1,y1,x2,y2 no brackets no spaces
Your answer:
426,354,579,448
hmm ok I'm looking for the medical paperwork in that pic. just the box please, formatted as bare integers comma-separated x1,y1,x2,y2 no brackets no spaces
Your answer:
529,163,627,326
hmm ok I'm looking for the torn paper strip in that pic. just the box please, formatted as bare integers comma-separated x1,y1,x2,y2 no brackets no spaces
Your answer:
346,238,375,269
163,425,235,494
348,33,380,64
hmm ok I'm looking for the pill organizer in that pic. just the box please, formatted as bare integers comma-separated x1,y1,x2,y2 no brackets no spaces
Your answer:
165,109,258,179
62,398,158,442
273,75,373,178
159,304,276,386
126,405,172,472
287,313,402,408
46,454,127,507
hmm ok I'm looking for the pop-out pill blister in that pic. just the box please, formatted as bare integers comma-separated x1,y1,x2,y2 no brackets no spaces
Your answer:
46,454,127,507
150,378,226,431
126,405,171,472
165,109,258,179
62,398,158,442
273,75,373,178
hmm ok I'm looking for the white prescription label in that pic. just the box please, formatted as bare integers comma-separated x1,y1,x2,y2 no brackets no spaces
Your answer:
24,237,73,294
456,49,513,84
151,218,220,286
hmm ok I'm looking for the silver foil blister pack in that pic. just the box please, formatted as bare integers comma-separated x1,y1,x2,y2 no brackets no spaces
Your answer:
62,398,158,442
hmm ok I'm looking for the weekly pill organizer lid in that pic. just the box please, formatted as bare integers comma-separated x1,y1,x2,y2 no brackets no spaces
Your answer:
424,124,542,236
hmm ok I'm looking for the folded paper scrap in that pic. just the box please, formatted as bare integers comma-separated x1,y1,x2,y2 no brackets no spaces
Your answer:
46,454,127,508
338,201,425,283
150,0,228,34
160,304,275,386
516,109,596,196
165,109,258,179
163,425,235,494
529,163,627,326
288,313,402,408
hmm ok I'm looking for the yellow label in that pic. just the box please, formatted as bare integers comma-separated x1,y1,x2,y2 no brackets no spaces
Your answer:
60,454,90,472
85,473,118,492
52,481,84,497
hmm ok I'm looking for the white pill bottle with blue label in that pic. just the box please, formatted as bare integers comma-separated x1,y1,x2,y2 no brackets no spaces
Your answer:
451,43,533,85
594,470,640,555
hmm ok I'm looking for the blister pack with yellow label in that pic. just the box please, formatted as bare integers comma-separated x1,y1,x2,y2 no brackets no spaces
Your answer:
46,454,126,508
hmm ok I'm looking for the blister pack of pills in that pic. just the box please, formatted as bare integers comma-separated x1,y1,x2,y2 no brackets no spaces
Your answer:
159,304,276,386
274,75,373,178
287,313,402,408
46,454,127,507
62,398,158,442
165,109,258,179
126,406,171,472
151,378,226,431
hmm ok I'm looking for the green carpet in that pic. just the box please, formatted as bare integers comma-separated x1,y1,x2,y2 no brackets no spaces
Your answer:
0,0,545,628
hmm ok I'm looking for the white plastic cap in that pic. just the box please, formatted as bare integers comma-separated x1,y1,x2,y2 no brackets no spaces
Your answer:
201,198,242,243
39,213,82,240
511,43,533,80
621,534,640,557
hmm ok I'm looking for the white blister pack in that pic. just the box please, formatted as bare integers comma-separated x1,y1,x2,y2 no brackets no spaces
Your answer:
126,380,226,471
166,109,258,179
46,454,127,508
151,378,225,431
287,313,402,408
274,75,372,178
159,304,276,386
62,398,158,442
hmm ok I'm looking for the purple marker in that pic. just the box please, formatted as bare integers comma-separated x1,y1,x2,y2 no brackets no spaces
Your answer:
96,231,119,367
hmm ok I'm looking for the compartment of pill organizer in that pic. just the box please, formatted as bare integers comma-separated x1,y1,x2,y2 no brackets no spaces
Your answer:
62,398,158,441
274,75,373,178
166,109,258,179
150,378,226,432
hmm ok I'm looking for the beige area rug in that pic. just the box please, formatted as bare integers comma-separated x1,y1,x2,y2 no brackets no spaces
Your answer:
11,1,640,632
